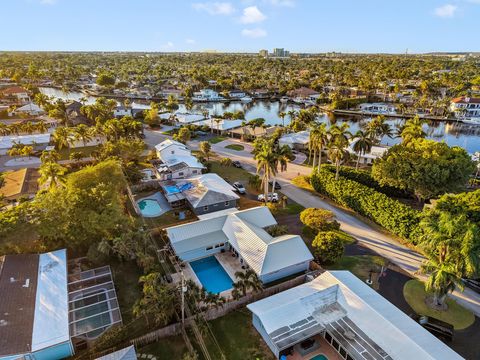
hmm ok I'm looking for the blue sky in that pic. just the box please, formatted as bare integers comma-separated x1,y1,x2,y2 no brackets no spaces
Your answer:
1,0,479,53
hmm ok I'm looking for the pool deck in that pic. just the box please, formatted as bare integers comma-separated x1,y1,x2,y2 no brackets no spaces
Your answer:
287,336,342,360
136,191,171,217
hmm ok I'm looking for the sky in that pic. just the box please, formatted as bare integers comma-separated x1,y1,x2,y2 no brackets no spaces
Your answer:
1,0,479,53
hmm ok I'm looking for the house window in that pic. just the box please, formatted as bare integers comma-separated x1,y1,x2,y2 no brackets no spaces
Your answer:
203,206,209,211
171,150,175,154
339,347,347,358
331,339,340,351
325,332,332,343
178,172,184,176
206,246,213,251
225,201,229,206
192,170,197,174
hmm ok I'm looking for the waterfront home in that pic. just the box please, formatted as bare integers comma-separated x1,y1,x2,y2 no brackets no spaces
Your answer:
347,140,390,165
68,135,106,149
230,125,281,139
162,173,239,215
159,112,205,126
113,105,132,118
247,270,463,360
154,139,204,180
158,86,183,99
0,86,30,104
229,89,247,98
278,130,310,150
359,102,396,114
165,206,313,284
95,346,137,360
450,97,480,119
0,168,39,202
193,89,225,102
287,87,320,103
65,101,90,125
0,133,51,155
11,102,45,117
200,117,243,133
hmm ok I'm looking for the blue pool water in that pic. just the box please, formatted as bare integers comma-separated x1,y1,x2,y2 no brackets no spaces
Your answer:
310,355,328,360
164,185,180,195
137,199,162,217
190,256,233,294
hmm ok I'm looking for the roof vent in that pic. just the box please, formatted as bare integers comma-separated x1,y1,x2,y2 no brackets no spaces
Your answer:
0,319,7,326
9,277,15,283
344,330,356,340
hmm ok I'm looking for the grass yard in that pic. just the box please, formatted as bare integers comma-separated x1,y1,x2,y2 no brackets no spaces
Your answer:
225,144,245,151
138,334,190,359
292,175,314,191
403,280,475,330
271,201,305,216
326,255,387,289
57,145,99,160
110,260,143,324
208,136,227,144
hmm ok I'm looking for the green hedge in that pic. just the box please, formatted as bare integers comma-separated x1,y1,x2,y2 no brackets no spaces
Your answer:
311,167,420,240
322,165,411,198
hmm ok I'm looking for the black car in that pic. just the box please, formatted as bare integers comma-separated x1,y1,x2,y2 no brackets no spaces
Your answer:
232,160,242,168
410,314,454,342
462,278,480,293
269,181,281,190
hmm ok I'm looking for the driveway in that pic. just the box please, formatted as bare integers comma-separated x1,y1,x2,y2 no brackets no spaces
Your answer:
207,138,480,317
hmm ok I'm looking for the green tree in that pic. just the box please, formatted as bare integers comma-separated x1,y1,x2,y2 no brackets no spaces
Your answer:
96,72,116,87
199,141,212,160
143,102,160,127
372,139,475,202
38,161,67,189
312,231,345,265
400,116,427,144
352,130,373,170
52,126,71,150
253,137,278,204
300,208,340,232
173,127,191,144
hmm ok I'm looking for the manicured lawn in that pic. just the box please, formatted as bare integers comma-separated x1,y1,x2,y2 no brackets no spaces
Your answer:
209,160,254,185
326,255,387,289
292,175,314,191
272,202,305,216
209,136,227,144
403,279,475,330
57,145,99,160
225,144,245,151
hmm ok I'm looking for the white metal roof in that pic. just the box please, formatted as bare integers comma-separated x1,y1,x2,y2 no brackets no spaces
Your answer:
0,133,51,149
248,271,464,360
15,103,44,113
199,118,243,130
96,345,137,360
31,249,70,352
155,139,204,170
182,173,239,208
166,206,312,276
279,130,310,145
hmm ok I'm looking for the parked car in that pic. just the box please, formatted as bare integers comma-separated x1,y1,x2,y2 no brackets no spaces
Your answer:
269,180,281,190
232,182,246,194
258,192,279,203
410,314,454,342
232,160,242,168
462,278,480,293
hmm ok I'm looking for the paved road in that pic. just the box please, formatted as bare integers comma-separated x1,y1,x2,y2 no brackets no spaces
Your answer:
206,138,480,316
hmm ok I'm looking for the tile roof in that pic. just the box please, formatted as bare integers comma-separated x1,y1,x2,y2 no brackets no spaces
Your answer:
452,96,480,104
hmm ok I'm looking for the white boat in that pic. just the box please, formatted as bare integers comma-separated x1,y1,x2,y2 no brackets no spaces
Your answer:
240,96,252,103
461,118,480,125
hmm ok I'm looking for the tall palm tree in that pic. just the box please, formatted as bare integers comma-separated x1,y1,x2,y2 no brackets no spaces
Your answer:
52,126,71,150
254,138,278,203
400,115,427,144
74,124,94,146
35,120,49,134
314,123,329,171
279,111,286,127
38,161,67,189
365,115,393,144
352,130,373,170
328,123,351,180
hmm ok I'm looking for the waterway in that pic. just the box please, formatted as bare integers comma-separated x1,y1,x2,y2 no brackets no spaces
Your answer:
39,87,480,154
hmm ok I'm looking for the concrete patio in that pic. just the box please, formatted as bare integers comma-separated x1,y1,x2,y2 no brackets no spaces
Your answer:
286,335,342,360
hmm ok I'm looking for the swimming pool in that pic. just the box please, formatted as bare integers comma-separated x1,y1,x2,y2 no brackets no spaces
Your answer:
190,256,233,294
310,355,328,360
137,199,162,217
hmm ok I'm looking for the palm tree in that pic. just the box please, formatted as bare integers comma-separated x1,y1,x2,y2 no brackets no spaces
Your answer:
22,121,35,135
352,130,373,170
279,111,286,127
254,138,278,204
328,123,351,180
74,124,94,146
365,115,393,144
52,127,71,150
313,123,329,171
35,120,49,134
400,116,427,144
38,161,67,189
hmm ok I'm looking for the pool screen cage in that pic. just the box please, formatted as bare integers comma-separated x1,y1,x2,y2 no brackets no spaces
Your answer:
67,265,122,344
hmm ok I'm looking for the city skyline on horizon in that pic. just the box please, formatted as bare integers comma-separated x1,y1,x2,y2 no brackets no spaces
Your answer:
1,0,479,53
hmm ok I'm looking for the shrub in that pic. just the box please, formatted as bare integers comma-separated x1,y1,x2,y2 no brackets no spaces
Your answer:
300,207,340,232
311,167,420,241
220,157,232,167
265,224,289,237
312,231,344,264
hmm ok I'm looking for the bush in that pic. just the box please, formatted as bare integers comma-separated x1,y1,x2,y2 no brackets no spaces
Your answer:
322,165,411,198
311,167,420,241
312,231,344,264
300,207,340,232
265,224,289,237
220,157,232,167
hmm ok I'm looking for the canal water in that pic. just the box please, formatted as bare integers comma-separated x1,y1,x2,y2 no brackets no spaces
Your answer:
40,87,480,154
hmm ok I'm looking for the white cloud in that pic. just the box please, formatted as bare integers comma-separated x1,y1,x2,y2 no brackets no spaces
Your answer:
265,0,295,7
434,4,457,17
192,2,235,15
240,6,267,23
241,28,267,38
186,39,196,44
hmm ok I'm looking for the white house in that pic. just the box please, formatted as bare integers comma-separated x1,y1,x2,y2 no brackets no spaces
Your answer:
450,97,480,119
193,89,225,102
113,106,132,118
229,89,246,98
199,118,244,132
347,140,390,165
287,87,320,103
1,86,30,104
359,103,396,114
248,271,463,360
68,135,106,149
165,206,313,284
0,133,51,155
154,139,204,180
278,130,310,150
11,103,45,117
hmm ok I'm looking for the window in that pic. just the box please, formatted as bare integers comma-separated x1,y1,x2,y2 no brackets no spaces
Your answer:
325,332,332,343
206,246,213,251
332,339,339,351
171,150,175,154
346,355,354,360
225,201,229,206
203,206,209,211
192,170,197,174
218,243,225,247
339,347,347,358
178,172,184,176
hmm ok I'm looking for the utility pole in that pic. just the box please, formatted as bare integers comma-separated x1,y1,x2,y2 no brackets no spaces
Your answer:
181,270,186,326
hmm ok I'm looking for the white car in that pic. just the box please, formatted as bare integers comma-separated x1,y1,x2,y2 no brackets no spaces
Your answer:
257,192,279,203
232,182,246,194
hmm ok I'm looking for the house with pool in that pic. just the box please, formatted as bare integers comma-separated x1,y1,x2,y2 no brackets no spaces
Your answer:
165,206,313,293
154,139,204,180
247,271,463,360
0,249,122,359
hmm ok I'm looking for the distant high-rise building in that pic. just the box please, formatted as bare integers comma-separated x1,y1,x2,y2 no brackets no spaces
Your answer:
259,49,268,58
273,48,289,58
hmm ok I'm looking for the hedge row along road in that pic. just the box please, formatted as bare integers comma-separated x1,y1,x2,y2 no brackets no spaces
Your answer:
203,137,480,316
